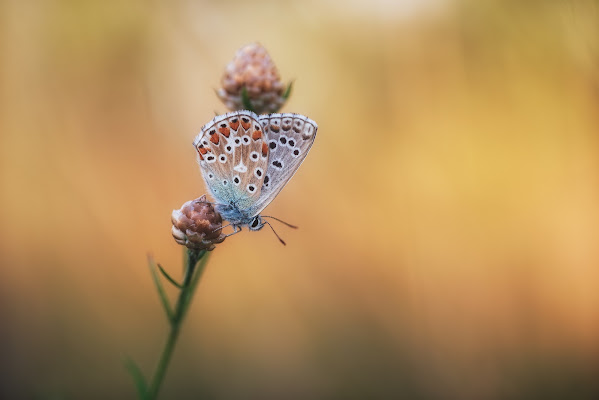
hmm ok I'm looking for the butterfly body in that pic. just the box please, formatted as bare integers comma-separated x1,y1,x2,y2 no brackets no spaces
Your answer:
215,202,263,231
193,110,317,233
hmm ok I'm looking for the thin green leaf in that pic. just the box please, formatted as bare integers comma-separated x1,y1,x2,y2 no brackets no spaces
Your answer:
157,263,183,289
124,358,150,400
282,80,294,100
148,255,174,322
240,86,255,112
143,249,210,398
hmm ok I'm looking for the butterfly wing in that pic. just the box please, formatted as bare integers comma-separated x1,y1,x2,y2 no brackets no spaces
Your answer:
248,113,318,216
193,110,269,212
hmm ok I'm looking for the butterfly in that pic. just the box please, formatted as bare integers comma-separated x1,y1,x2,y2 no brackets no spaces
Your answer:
193,110,317,242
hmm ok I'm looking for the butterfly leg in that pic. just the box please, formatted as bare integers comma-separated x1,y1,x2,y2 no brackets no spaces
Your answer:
224,225,242,238
196,198,227,208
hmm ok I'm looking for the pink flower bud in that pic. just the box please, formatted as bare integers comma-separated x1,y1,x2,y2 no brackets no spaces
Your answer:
217,43,289,114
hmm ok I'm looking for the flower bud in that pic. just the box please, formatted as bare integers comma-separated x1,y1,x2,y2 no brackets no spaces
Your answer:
217,43,290,114
171,195,226,250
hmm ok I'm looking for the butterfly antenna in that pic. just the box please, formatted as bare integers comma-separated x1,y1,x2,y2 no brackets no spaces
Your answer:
265,221,287,246
262,216,298,229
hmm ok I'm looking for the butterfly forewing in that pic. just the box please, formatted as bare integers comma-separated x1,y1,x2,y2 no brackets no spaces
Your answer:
249,113,318,215
194,111,269,210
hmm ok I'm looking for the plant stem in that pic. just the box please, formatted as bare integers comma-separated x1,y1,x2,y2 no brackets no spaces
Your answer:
146,249,208,400
147,322,180,400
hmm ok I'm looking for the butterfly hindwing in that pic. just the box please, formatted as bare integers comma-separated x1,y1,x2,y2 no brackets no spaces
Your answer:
249,113,318,216
194,110,269,210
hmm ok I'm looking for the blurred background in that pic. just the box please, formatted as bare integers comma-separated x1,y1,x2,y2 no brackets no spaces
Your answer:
1,0,599,398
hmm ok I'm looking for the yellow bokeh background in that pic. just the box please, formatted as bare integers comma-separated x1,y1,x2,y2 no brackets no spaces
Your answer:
1,0,598,398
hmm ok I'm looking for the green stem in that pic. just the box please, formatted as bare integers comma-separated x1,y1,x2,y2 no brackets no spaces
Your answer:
146,249,209,400
147,323,180,400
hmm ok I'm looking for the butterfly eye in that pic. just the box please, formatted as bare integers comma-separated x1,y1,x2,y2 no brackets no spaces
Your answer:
251,218,260,228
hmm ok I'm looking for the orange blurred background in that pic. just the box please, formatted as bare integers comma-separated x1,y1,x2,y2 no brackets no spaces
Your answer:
1,0,599,399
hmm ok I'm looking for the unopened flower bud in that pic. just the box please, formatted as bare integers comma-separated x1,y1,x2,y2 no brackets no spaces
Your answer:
171,195,226,250
217,43,290,114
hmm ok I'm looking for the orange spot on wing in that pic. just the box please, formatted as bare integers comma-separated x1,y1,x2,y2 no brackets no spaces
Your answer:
230,120,240,130
252,130,262,140
199,147,208,155
219,127,230,137
210,134,219,145
262,142,268,157
241,119,251,130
